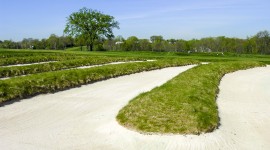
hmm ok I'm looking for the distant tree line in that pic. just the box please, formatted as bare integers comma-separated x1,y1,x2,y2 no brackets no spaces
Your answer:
103,30,270,54
1,30,270,54
0,34,74,50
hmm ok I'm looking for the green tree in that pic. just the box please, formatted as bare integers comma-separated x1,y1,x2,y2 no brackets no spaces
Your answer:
1,40,17,49
21,38,34,49
64,7,119,51
40,39,48,49
246,37,258,54
46,34,59,50
58,36,74,50
166,39,177,52
255,30,270,54
31,39,41,49
124,36,139,51
74,35,86,51
150,35,164,51
103,35,125,51
139,39,152,51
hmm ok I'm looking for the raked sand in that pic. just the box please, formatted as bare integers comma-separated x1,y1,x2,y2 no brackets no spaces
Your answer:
0,65,270,150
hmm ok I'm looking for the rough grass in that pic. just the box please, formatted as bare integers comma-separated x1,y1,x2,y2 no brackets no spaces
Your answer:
0,55,88,66
1,49,270,64
0,59,198,104
0,57,146,78
117,61,265,134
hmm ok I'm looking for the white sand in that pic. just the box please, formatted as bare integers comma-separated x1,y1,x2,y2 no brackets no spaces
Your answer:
0,65,269,150
201,62,209,65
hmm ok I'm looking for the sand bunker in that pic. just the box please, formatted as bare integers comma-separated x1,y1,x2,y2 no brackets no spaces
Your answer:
0,65,269,149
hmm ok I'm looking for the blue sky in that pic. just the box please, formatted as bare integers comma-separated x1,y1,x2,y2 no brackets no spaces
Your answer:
0,0,270,41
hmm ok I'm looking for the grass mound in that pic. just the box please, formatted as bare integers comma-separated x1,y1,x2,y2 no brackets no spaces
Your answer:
117,61,264,134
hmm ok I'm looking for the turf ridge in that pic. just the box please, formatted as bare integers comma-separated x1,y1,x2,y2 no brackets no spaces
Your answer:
117,61,265,134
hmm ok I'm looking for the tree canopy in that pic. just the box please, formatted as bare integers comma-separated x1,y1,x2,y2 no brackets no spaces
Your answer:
64,7,119,51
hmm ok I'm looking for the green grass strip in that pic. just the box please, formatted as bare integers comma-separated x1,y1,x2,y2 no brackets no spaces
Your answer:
0,57,146,78
117,61,265,134
0,59,198,104
0,51,81,58
0,55,91,66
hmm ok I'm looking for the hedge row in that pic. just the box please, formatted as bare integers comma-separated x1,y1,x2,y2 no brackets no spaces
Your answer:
0,59,198,104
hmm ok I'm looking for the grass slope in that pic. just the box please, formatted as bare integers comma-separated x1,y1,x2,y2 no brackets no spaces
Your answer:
117,61,265,134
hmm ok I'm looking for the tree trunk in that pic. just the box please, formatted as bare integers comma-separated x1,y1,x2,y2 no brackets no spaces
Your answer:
90,44,93,51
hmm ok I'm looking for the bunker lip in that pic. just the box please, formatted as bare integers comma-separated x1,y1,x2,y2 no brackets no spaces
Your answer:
0,65,270,149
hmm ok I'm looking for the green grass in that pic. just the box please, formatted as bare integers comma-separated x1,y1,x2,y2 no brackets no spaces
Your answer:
0,57,146,78
63,50,270,64
0,55,91,66
1,49,270,63
65,46,89,51
0,48,269,134
117,61,265,134
0,51,77,58
0,59,198,104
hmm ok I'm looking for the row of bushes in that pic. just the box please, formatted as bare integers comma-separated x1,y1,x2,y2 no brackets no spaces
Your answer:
117,61,265,134
0,57,147,78
0,59,198,104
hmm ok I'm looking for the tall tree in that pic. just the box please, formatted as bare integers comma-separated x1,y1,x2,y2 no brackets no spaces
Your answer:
139,39,152,51
255,30,270,54
150,35,164,51
47,34,59,50
64,7,119,51
175,39,188,52
74,34,86,51
124,36,139,51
